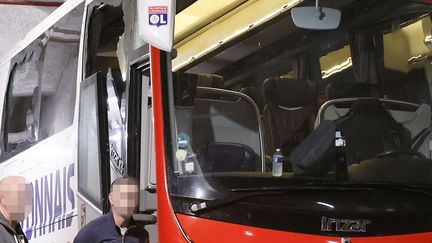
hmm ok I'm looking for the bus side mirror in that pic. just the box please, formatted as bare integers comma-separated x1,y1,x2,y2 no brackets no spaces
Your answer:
137,0,175,52
291,6,341,30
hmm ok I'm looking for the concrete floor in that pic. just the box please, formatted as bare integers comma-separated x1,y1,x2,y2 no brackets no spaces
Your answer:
0,4,58,58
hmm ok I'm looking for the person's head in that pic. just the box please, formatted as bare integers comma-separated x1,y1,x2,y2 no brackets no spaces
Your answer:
108,177,139,219
0,176,32,223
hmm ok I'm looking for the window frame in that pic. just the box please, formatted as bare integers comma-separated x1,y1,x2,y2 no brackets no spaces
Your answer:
77,72,111,212
0,44,43,162
0,2,84,162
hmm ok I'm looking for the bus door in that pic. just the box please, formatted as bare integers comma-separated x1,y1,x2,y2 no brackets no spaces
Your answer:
77,2,129,225
77,0,173,239
128,55,159,243
77,72,111,225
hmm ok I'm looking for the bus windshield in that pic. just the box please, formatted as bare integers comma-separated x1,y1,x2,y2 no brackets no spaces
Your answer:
169,0,432,212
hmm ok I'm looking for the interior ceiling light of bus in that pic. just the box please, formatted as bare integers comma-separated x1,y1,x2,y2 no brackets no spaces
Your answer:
384,16,430,73
319,45,352,79
321,57,352,79
425,34,432,45
174,0,249,43
173,0,303,71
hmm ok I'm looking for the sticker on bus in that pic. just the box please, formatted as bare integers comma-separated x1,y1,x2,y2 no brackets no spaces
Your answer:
148,6,168,27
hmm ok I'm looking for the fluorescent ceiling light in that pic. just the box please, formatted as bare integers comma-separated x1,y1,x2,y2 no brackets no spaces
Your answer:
320,45,352,79
384,17,429,73
173,0,303,71
321,57,352,79
175,0,248,43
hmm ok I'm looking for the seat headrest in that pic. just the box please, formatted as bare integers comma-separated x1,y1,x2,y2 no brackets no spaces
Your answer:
326,80,373,99
176,73,224,105
240,87,259,95
240,87,265,111
263,77,316,108
350,99,388,116
196,74,224,88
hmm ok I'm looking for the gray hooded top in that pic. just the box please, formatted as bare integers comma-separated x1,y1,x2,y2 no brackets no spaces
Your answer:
0,212,28,243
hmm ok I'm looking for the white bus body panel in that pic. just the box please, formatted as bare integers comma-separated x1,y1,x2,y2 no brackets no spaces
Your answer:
0,62,10,128
0,0,85,68
0,0,86,242
0,127,79,243
0,0,163,242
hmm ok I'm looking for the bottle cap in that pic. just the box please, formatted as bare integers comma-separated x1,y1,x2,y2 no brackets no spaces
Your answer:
276,148,281,152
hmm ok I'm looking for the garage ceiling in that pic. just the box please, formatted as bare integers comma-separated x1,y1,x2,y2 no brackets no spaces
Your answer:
0,0,64,7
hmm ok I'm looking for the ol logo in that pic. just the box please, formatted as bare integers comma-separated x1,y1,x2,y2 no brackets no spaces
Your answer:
149,6,168,27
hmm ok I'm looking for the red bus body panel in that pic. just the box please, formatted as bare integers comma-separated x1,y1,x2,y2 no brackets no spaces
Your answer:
177,214,432,243
151,47,432,242
151,47,188,242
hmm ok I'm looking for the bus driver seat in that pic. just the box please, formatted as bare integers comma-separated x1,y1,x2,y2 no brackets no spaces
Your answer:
262,77,317,159
334,99,412,164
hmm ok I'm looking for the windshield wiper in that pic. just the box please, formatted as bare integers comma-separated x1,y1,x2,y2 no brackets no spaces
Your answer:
190,190,286,212
190,182,432,213
190,184,370,213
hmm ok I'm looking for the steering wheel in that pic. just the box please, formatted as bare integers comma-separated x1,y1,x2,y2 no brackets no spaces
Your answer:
375,150,427,159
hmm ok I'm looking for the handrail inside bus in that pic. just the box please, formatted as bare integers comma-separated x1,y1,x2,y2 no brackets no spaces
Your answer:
196,87,266,172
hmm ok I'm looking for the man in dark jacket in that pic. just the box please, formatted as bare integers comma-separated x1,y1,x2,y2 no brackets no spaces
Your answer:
73,177,149,243
0,176,32,243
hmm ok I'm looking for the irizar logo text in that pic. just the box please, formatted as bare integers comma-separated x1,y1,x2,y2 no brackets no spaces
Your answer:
321,216,371,233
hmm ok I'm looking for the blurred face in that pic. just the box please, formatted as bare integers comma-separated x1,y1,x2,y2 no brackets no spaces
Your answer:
0,178,33,222
109,184,139,218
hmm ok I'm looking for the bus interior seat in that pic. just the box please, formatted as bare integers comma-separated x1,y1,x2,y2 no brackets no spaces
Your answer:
399,103,431,156
174,73,262,171
289,120,336,176
317,99,431,157
192,94,261,154
314,103,350,128
176,73,224,101
197,142,257,172
174,73,225,151
315,80,376,128
262,77,316,158
191,89,262,170
8,87,39,145
381,68,432,105
393,103,430,136
196,73,223,88
334,99,411,164
240,86,265,114
325,80,374,100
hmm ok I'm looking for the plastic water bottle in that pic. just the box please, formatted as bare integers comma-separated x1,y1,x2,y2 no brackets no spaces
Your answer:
272,148,283,177
335,130,348,180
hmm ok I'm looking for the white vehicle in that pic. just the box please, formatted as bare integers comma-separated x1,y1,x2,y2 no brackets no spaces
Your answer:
2,0,432,242
0,0,174,242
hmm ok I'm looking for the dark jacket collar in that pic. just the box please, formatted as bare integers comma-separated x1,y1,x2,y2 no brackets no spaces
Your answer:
0,212,29,243
0,212,16,235
107,210,138,235
106,211,149,242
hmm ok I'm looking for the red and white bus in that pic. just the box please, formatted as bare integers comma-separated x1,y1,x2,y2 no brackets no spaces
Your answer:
1,0,432,242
